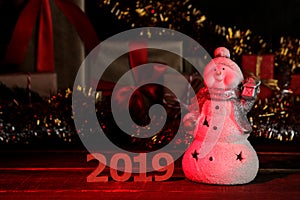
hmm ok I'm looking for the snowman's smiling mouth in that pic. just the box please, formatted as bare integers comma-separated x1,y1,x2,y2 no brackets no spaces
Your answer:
215,75,224,82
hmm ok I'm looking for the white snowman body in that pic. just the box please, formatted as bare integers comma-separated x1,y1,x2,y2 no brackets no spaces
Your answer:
182,47,259,185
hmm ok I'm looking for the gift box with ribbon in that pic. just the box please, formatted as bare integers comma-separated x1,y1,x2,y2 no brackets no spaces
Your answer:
2,0,99,90
241,54,279,99
96,41,183,125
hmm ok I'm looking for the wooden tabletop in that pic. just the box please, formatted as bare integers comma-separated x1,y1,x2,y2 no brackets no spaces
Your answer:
0,143,299,200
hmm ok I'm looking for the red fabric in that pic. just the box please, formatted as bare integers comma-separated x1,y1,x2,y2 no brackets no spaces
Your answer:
37,0,54,72
4,0,99,72
4,0,41,65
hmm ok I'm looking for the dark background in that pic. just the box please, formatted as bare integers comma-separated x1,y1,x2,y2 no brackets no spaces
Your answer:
198,0,300,39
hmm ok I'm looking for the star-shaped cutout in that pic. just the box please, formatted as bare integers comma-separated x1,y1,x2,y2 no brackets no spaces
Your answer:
236,151,244,161
203,116,209,127
192,150,199,161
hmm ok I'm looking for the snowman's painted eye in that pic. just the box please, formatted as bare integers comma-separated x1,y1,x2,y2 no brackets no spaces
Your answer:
222,68,225,70
214,68,216,71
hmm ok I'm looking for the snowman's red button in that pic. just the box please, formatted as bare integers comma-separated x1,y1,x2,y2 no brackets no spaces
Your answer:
213,126,217,130
215,105,220,110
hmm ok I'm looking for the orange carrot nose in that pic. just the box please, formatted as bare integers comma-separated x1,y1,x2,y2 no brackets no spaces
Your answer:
216,70,222,75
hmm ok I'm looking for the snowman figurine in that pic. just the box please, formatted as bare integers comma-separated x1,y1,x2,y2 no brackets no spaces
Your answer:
182,47,260,185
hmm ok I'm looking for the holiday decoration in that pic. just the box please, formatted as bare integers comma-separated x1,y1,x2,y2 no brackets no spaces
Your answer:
1,0,100,89
182,47,260,185
249,89,300,143
96,40,182,127
91,0,300,146
2,0,300,149
0,79,299,148
95,0,300,76
241,54,277,98
4,0,99,72
97,0,206,40
0,83,78,146
241,55,274,80
274,37,300,74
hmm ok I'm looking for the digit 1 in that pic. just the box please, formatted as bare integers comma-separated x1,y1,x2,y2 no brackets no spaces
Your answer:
152,152,174,181
110,153,132,182
133,153,152,182
86,153,108,182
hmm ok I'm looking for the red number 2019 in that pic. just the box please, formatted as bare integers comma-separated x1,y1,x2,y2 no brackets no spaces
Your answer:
87,153,174,182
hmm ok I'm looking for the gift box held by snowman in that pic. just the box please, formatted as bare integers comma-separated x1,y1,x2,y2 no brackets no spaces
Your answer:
182,47,260,185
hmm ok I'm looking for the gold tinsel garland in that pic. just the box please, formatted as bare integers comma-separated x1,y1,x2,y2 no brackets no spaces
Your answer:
275,37,300,73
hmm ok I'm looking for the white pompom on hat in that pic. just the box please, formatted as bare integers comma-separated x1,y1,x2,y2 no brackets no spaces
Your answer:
210,47,243,79
214,47,230,58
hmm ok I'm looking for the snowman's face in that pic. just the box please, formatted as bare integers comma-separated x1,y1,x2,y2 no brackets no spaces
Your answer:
204,60,243,89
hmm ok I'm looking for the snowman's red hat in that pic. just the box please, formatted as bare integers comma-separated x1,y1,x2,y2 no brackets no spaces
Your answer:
211,47,243,77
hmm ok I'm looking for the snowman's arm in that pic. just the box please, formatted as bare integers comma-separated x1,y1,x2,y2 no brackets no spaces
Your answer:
240,98,256,114
183,112,199,130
